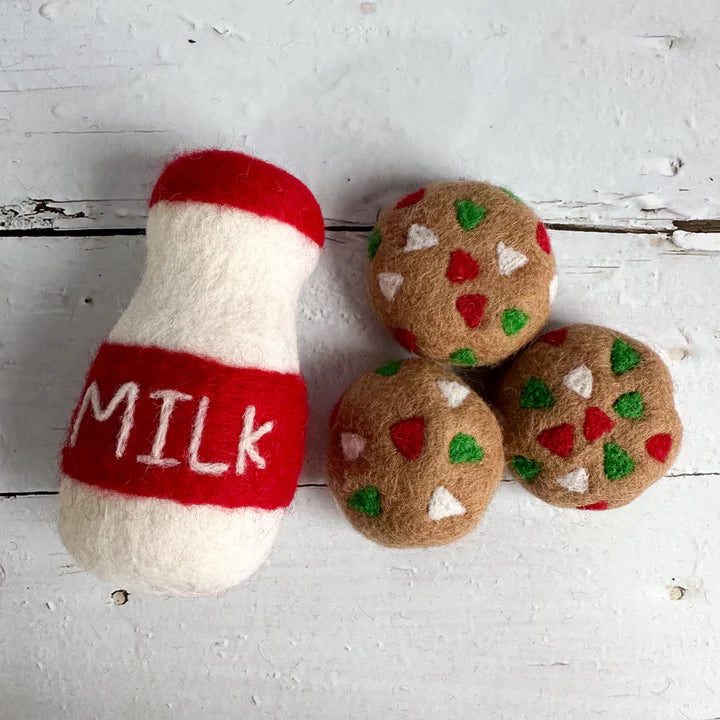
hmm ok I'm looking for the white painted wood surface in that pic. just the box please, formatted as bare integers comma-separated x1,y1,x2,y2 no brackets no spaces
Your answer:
2,0,720,231
1,1,720,718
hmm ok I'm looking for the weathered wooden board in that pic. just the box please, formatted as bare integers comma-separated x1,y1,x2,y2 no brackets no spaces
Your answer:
2,0,720,229
3,2,720,718
0,228,716,495
2,484,720,720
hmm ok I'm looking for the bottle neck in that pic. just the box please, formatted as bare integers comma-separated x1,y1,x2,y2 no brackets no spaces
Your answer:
109,202,320,373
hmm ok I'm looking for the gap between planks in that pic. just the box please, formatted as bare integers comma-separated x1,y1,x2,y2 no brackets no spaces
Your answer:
2,220,720,239
1,196,720,239
2,472,718,500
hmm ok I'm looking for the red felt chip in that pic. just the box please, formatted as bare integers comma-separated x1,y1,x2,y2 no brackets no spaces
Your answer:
537,423,575,458
646,433,672,462
536,222,551,254
390,416,425,460
583,406,615,443
579,500,608,511
392,328,418,354
395,188,425,209
446,249,479,283
329,396,343,427
456,294,488,328
538,327,568,346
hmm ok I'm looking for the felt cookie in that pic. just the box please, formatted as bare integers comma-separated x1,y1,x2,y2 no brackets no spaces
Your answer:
497,324,682,510
367,182,556,366
327,358,503,547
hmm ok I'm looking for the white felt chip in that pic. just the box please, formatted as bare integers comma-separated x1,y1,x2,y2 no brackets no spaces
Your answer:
404,224,439,252
563,364,593,399
549,274,558,305
341,432,366,461
377,272,404,301
428,486,466,520
496,241,529,276
556,467,589,493
436,379,471,408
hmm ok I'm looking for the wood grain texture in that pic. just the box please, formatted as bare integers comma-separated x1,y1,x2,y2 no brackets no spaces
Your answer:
2,485,720,719
1,0,719,229
2,2,720,717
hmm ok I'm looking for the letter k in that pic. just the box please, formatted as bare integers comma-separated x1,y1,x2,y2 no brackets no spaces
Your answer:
236,406,274,475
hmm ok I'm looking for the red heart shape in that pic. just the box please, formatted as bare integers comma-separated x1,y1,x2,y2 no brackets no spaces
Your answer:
456,294,487,328
390,416,425,460
579,500,608,511
583,407,615,443
446,249,479,283
537,423,575,458
536,222,551,253
646,433,672,462
395,188,425,209
538,327,568,346
392,327,418,354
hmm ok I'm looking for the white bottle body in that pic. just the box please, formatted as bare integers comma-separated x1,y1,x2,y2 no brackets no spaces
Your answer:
58,202,321,594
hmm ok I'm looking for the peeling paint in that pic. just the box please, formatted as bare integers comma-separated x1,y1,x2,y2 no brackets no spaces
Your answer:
669,230,720,252
0,198,85,231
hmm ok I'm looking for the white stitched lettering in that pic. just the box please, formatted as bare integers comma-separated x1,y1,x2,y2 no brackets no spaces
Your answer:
236,405,274,475
69,381,139,458
137,389,193,467
188,396,230,475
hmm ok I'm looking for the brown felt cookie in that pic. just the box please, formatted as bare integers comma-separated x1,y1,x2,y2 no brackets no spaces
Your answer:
327,358,503,547
367,182,556,366
497,324,682,510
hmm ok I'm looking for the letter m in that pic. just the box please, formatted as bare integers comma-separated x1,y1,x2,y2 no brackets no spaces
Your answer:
69,381,139,458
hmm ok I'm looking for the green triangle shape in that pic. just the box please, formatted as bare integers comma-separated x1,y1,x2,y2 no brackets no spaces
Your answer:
449,347,478,365
604,442,635,480
348,486,381,516
449,433,484,463
501,187,522,203
501,308,529,336
611,338,641,375
368,229,382,259
375,359,404,377
512,455,542,482
613,391,644,419
520,377,555,409
455,199,487,230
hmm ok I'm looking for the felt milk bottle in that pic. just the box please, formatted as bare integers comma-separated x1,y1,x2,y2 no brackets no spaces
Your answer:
59,150,324,594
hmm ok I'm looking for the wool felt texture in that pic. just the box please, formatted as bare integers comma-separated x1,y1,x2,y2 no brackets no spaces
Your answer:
427,486,467,520
58,149,323,594
367,181,556,366
58,477,283,595
110,201,320,374
150,149,325,247
497,324,682,510
62,343,306,509
326,358,503,548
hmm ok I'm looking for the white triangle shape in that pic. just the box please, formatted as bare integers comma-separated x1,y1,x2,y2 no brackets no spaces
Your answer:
377,272,404,301
436,379,471,408
563,364,593,399
548,274,558,305
341,432,366,461
404,224,439,252
428,486,466,520
556,467,589,493
497,241,529,276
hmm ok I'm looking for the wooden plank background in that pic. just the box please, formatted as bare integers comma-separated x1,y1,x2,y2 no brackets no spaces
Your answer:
1,1,719,718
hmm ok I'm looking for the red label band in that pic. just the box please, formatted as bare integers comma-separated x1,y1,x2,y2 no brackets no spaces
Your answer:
62,343,307,510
